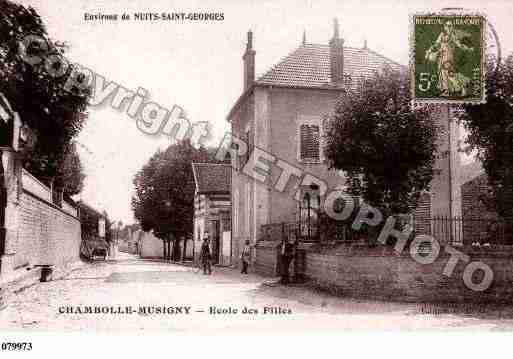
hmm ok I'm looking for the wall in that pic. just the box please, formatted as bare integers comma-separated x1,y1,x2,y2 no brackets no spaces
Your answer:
255,240,513,303
268,87,343,225
16,191,80,268
221,231,231,265
1,154,81,277
304,244,513,303
231,93,254,262
139,231,163,258
193,214,205,260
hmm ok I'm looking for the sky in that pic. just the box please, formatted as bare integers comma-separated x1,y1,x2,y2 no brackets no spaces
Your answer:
19,0,513,224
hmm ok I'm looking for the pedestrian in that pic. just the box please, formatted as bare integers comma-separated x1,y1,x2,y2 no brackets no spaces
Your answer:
200,234,212,275
241,239,251,274
280,235,295,285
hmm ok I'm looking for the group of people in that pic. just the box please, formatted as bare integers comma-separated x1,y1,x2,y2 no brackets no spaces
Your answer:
198,233,297,284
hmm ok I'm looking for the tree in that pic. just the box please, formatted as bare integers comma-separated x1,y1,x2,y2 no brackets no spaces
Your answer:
102,210,113,243
460,55,513,220
0,0,89,191
56,143,86,196
131,140,218,259
324,68,438,221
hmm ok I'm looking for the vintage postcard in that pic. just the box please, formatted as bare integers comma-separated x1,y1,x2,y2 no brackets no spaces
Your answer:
0,0,513,356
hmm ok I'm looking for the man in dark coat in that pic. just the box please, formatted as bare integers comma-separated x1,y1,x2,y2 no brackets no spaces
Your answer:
241,240,251,274
280,237,295,284
200,236,212,275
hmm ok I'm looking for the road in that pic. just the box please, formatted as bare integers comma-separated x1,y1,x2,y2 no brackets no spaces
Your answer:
1,252,513,332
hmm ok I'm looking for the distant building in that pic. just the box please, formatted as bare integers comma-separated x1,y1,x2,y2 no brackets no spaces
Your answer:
192,163,231,265
77,201,109,240
138,230,162,258
459,161,512,245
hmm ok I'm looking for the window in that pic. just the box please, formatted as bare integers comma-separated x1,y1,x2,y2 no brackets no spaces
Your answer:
299,123,320,163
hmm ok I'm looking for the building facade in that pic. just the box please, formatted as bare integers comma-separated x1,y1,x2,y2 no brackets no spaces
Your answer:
228,21,463,265
192,163,231,266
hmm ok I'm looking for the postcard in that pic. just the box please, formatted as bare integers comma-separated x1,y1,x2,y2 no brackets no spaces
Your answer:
0,0,512,356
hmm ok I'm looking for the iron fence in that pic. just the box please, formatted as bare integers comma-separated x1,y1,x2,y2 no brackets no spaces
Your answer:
262,214,513,246
414,215,513,246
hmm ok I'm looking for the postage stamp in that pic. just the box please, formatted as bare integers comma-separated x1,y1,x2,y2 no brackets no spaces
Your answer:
411,13,487,104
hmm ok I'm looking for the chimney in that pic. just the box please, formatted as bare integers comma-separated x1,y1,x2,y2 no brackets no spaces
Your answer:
329,19,344,85
243,30,256,91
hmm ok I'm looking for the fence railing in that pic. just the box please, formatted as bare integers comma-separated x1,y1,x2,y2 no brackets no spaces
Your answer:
261,215,513,246
413,215,513,246
260,213,357,243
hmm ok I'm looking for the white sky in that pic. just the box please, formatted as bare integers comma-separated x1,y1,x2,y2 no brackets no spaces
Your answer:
20,0,513,224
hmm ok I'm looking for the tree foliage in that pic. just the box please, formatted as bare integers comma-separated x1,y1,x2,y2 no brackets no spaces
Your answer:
0,0,89,193
56,142,85,196
324,68,438,217
131,140,220,242
461,55,513,219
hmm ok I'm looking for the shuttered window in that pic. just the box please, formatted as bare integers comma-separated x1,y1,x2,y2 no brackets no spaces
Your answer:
299,124,320,162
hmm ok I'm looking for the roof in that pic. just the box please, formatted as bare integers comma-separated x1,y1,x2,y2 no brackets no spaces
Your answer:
256,43,404,89
191,163,231,194
227,42,405,120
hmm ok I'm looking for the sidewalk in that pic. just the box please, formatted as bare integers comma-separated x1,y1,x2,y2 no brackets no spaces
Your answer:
0,260,86,310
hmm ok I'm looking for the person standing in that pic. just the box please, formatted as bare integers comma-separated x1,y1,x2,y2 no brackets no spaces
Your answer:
280,236,295,285
200,235,212,275
241,240,251,274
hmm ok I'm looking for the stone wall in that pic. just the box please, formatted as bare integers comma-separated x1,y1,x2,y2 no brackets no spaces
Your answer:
254,240,513,303
1,149,81,278
16,190,81,268
304,244,513,303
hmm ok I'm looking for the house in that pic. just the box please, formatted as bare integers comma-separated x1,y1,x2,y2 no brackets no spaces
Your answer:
192,163,231,265
227,20,463,269
77,201,110,258
77,201,108,240
459,161,513,245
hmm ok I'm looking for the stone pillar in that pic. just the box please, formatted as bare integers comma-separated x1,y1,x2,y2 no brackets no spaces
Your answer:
429,105,462,245
0,147,21,276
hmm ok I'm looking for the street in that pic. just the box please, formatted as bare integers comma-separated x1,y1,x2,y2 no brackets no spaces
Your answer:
1,253,513,332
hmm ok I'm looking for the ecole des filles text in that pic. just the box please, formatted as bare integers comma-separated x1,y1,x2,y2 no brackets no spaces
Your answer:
58,305,292,315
